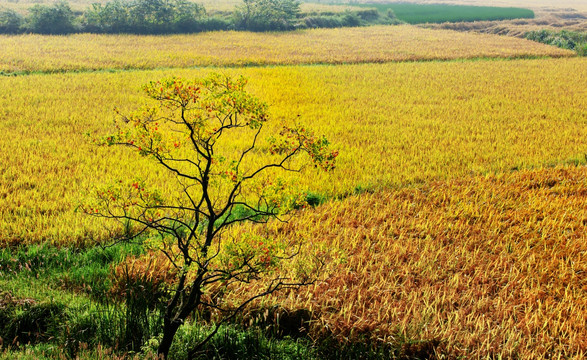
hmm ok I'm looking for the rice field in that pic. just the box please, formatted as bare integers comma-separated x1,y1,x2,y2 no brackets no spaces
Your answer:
1,57,586,245
1,9,586,358
235,164,587,359
0,26,574,74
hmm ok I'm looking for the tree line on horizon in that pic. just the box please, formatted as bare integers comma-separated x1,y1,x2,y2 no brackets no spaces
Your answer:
0,0,391,35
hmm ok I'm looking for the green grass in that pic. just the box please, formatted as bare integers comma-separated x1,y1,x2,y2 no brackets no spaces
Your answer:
525,29,587,56
349,3,534,24
0,243,424,359
0,242,144,301
0,243,145,353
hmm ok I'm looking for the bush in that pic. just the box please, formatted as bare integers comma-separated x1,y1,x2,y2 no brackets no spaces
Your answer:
26,1,76,34
341,11,361,27
141,322,315,360
355,9,379,21
1,300,66,347
0,9,23,34
194,16,232,32
301,10,366,29
524,29,587,56
83,0,130,33
62,303,149,356
234,0,301,32
303,15,343,29
84,0,206,34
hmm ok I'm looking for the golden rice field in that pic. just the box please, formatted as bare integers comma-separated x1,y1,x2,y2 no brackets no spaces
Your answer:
1,57,586,245
0,5,586,357
0,26,574,74
237,164,587,359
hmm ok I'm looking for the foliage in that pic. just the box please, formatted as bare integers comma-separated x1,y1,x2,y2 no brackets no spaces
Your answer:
25,1,76,34
301,14,346,29
0,0,543,35
84,0,208,34
233,0,301,31
82,73,336,358
0,0,397,34
0,242,159,356
299,8,382,29
0,294,65,348
142,322,315,360
525,29,587,56
0,8,23,34
106,253,172,351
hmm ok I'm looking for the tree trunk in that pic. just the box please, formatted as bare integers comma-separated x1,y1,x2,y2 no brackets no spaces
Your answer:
157,319,182,359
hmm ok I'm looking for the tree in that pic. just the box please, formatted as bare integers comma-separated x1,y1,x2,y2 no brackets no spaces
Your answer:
168,0,207,33
0,8,23,34
234,0,301,31
84,0,206,34
84,0,131,33
26,1,76,34
83,73,337,359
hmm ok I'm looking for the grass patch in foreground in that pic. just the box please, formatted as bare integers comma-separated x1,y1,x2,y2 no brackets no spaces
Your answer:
0,241,426,359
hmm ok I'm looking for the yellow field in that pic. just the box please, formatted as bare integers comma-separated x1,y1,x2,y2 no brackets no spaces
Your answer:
1,57,586,245
239,164,587,359
1,2,586,357
0,26,574,74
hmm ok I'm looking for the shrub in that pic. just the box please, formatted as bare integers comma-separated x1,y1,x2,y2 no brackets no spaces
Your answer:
0,9,23,34
26,1,76,34
195,16,232,32
303,15,343,29
524,29,587,55
234,0,301,31
355,9,379,21
84,0,206,34
2,301,65,347
341,11,361,27
109,251,176,308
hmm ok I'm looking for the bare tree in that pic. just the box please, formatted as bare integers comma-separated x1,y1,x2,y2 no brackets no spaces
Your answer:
83,73,337,359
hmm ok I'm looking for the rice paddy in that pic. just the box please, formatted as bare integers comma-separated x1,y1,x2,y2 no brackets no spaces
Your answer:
1,7,586,358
